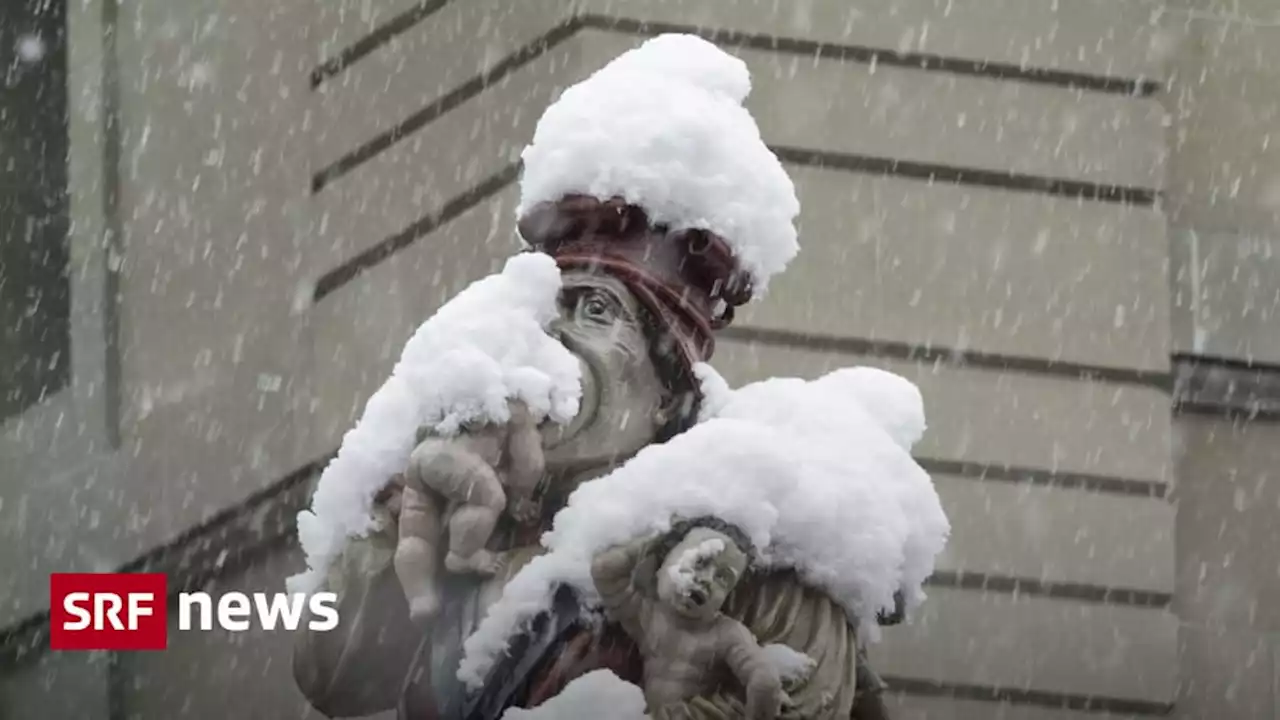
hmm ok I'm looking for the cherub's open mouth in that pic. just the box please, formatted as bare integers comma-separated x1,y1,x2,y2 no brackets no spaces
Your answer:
687,588,708,606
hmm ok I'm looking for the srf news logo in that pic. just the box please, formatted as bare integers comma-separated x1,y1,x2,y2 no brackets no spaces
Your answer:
49,573,338,651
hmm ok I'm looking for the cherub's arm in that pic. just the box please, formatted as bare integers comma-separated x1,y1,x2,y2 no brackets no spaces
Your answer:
500,401,546,523
589,537,650,637
720,620,783,720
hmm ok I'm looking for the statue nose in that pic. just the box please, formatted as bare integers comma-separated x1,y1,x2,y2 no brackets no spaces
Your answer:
548,316,567,340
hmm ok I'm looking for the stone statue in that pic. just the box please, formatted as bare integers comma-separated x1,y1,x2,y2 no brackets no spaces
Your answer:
291,196,899,720
291,32,906,720
591,517,788,720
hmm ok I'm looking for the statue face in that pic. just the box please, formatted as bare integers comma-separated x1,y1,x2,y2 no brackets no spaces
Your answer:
540,271,671,474
655,527,747,622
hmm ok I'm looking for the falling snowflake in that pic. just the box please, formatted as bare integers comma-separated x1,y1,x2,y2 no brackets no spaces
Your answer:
15,34,45,63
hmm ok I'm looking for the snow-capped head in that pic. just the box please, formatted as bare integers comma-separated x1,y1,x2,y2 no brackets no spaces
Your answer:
517,33,799,297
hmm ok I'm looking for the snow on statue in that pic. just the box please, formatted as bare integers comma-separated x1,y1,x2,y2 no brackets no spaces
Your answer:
288,252,582,607
457,365,949,696
289,33,942,720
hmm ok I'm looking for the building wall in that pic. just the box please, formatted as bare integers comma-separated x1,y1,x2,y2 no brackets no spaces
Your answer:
1,1,1275,719
1,0,318,629
1164,2,1280,718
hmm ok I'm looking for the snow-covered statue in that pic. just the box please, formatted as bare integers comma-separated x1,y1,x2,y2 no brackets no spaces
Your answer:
590,517,792,720
452,361,947,720
288,34,949,720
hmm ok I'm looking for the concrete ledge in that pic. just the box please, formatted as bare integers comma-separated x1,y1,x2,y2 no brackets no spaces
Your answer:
1174,354,1280,421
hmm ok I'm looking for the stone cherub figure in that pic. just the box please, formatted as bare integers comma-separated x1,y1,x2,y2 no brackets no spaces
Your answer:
394,400,546,623
591,517,797,720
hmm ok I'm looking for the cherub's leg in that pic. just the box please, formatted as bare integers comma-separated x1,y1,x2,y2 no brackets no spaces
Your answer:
394,484,444,623
408,439,507,575
442,471,507,574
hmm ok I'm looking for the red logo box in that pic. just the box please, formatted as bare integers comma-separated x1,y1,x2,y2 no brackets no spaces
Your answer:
49,573,168,650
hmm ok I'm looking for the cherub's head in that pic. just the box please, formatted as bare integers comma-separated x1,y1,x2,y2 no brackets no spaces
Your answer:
645,516,753,622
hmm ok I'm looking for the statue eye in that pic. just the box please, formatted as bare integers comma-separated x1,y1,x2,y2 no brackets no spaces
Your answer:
582,295,610,318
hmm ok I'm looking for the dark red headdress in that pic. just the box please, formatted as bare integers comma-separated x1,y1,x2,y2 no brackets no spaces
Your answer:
518,194,754,384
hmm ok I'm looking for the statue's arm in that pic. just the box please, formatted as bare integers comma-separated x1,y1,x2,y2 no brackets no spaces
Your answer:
589,538,649,637
292,504,421,717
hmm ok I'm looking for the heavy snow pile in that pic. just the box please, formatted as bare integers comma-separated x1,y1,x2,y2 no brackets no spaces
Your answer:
500,670,648,720
457,365,949,687
702,366,946,608
287,253,581,594
517,33,799,296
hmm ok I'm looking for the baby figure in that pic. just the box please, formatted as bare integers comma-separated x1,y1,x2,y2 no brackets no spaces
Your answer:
590,517,789,720
394,401,545,623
